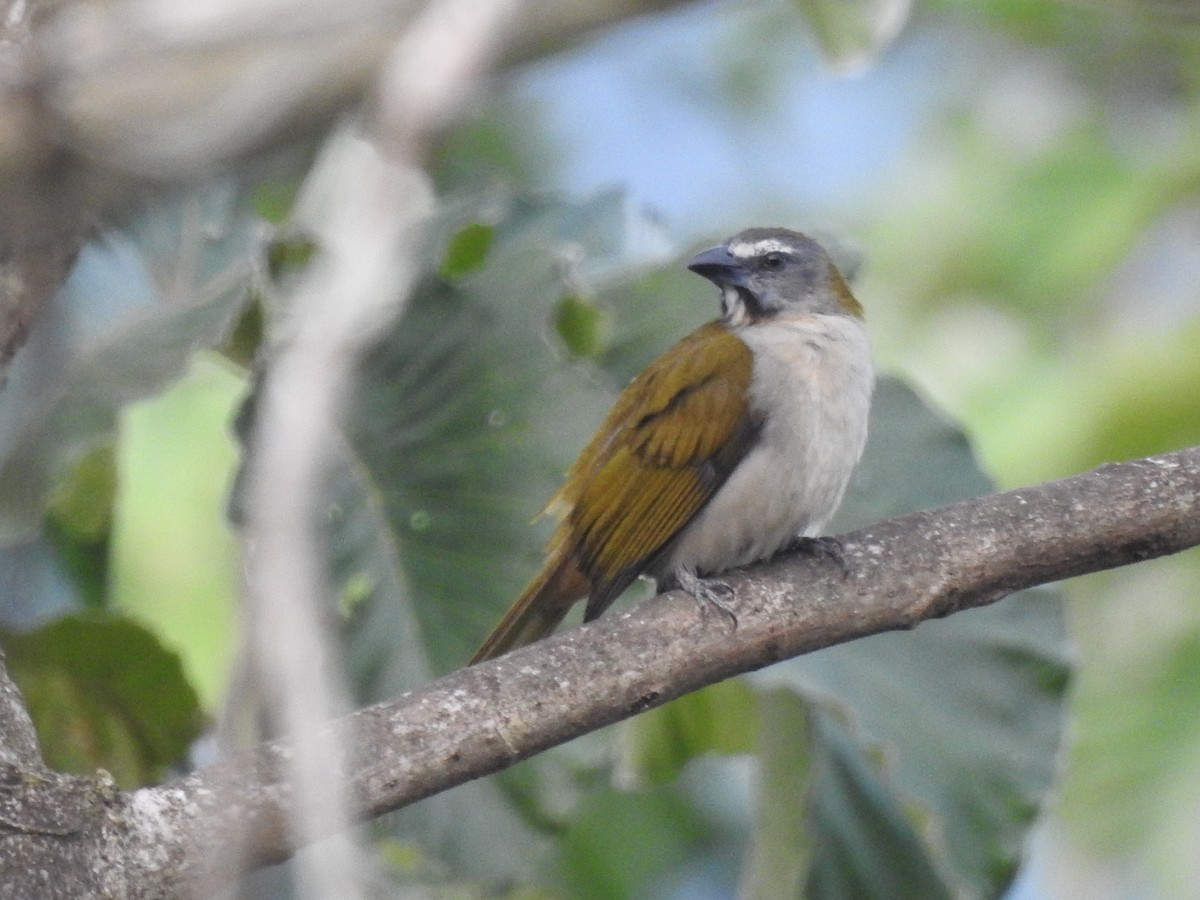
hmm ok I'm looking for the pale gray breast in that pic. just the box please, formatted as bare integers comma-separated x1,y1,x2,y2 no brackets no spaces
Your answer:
663,313,873,577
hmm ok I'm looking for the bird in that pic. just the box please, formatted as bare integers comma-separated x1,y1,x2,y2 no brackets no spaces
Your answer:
469,227,874,665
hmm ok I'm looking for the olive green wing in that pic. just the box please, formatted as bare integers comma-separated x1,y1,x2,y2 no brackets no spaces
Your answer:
545,322,761,620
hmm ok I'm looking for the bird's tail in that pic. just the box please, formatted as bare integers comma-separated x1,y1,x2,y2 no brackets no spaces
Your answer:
469,551,589,665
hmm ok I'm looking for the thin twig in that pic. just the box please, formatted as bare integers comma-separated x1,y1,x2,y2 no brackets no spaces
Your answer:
235,1,521,897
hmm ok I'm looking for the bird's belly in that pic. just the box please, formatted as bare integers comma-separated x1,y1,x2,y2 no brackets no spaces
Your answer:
660,314,872,576
663,426,858,574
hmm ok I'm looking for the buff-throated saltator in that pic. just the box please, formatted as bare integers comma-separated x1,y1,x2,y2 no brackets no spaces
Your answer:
470,227,873,664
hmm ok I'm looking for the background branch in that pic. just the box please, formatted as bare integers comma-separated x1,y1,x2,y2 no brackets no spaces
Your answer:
0,650,43,771
0,0,694,247
0,2,1196,895
0,0,85,386
232,0,519,897
101,445,1200,892
0,0,693,380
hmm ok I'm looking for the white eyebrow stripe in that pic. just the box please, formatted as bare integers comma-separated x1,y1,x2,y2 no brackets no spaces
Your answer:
728,238,793,258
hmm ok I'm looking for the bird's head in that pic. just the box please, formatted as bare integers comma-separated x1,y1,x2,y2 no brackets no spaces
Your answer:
687,228,863,326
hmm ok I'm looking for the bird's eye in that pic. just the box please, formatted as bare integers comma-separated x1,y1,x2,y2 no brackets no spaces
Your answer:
762,252,786,270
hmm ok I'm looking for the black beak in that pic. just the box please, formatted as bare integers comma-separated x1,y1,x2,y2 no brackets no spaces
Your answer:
687,245,749,289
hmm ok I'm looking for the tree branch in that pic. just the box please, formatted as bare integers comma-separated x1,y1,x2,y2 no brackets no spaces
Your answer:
230,1,521,896
94,445,1199,893
0,650,43,771
0,0,696,384
0,0,695,245
2,447,1195,895
0,0,86,387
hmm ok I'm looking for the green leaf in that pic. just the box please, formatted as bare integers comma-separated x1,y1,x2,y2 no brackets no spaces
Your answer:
622,680,759,785
793,0,913,74
252,178,302,224
806,709,955,900
46,444,118,542
554,294,610,358
439,222,496,279
3,614,204,787
739,690,815,900
221,300,265,369
558,785,711,900
339,192,667,684
291,193,676,881
45,444,118,607
0,185,258,543
265,235,318,280
753,378,1070,898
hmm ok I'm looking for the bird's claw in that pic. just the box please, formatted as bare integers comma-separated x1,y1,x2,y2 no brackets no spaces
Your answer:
781,535,850,578
676,568,738,630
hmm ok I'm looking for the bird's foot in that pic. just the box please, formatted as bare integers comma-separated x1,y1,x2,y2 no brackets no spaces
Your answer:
676,568,738,630
780,535,850,578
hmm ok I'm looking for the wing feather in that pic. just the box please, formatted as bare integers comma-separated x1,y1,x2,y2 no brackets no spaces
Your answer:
541,322,761,620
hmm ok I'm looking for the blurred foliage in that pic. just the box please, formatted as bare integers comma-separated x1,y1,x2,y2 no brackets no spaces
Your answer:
554,293,611,358
795,0,913,74
0,187,256,543
3,614,203,787
0,177,255,763
0,0,1197,898
230,194,1065,896
439,221,496,279
558,784,718,900
111,358,244,710
45,444,118,608
738,690,813,899
851,4,1200,899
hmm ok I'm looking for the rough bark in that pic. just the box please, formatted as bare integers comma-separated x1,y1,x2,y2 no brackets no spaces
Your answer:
0,1,1197,897
0,651,43,771
0,446,1195,897
0,0,86,386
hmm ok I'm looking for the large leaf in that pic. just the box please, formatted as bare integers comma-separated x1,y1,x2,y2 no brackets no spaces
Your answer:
296,190,1068,894
804,707,955,900
754,379,1068,898
110,359,245,711
317,193,675,880
738,690,814,900
619,379,1069,898
0,185,258,545
790,586,1066,898
341,195,642,681
2,614,204,787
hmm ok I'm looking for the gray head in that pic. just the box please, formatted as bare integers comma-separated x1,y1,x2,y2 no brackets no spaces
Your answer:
687,227,863,326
